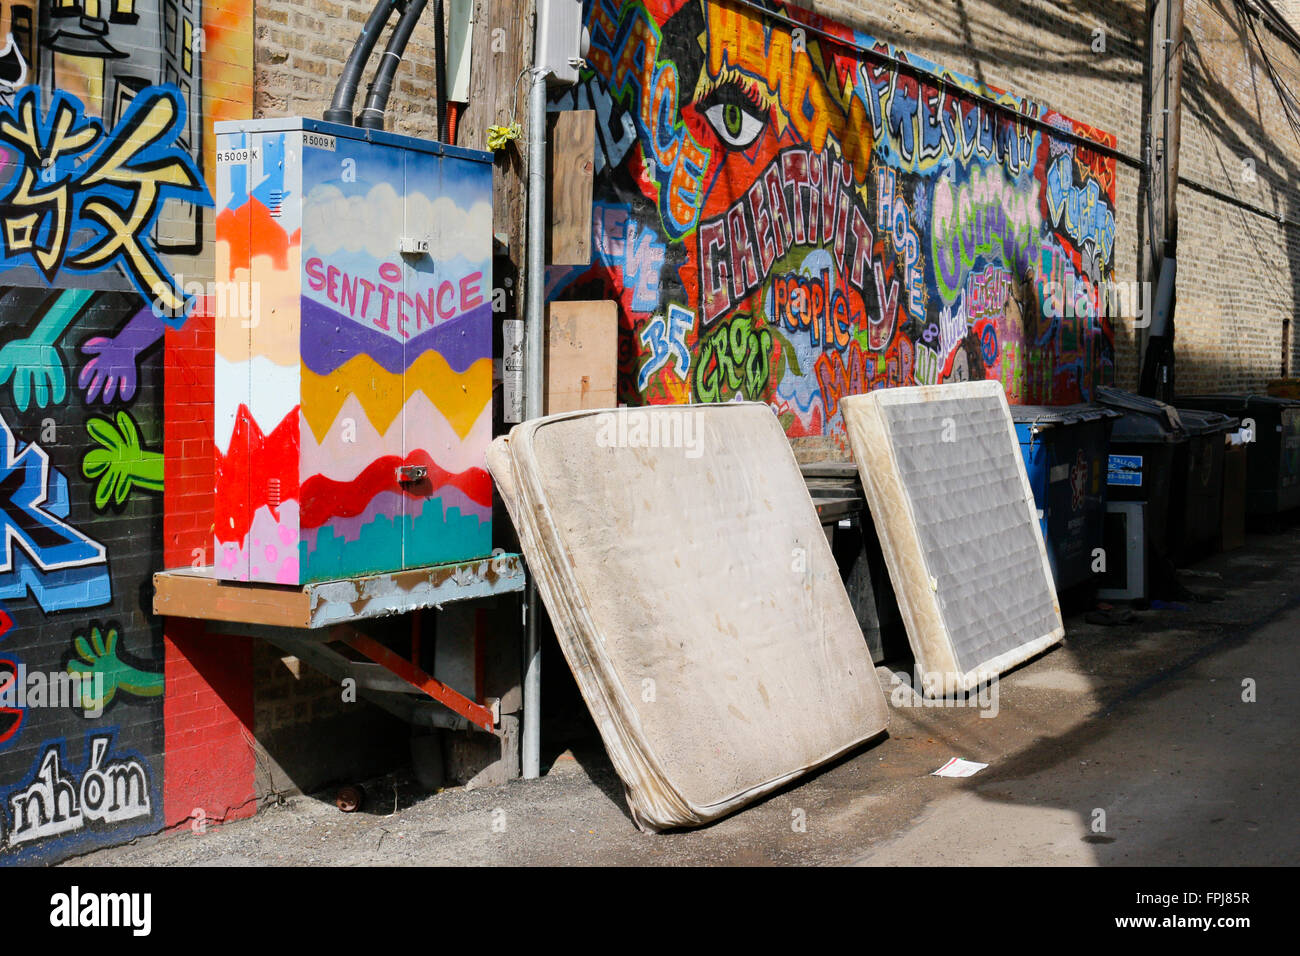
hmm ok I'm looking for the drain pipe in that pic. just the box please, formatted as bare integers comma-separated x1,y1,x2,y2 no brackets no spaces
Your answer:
521,3,587,781
358,0,429,130
324,0,399,125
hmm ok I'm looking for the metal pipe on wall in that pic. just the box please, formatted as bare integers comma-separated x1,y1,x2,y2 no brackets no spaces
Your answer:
1139,0,1185,400
525,75,547,420
521,65,549,781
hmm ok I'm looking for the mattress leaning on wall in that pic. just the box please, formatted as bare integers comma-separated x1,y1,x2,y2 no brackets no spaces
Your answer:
487,402,890,831
841,381,1064,695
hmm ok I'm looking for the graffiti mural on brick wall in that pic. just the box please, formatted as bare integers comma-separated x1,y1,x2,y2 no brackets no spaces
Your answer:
0,0,250,864
550,0,1118,448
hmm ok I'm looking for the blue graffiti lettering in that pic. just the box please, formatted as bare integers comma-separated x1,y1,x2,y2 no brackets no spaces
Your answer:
638,303,693,389
0,414,109,613
1046,153,1116,268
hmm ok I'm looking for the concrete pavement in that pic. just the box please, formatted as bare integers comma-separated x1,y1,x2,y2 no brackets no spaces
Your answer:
66,524,1300,867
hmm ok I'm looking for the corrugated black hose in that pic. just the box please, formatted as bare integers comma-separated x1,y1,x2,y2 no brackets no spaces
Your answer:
357,0,430,130
324,0,400,125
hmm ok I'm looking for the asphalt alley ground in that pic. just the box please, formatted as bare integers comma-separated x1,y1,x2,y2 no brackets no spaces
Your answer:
67,525,1300,867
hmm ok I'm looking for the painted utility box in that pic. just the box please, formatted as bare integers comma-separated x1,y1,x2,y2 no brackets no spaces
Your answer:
212,118,493,584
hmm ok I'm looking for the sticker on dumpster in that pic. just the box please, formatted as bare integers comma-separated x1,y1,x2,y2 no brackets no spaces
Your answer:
1070,449,1088,510
1108,454,1143,486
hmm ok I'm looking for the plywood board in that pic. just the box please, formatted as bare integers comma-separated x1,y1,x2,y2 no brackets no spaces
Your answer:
545,300,617,414
547,109,594,265
153,569,311,629
153,555,523,629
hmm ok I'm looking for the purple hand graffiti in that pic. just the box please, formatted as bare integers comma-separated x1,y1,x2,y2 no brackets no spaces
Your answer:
78,308,165,405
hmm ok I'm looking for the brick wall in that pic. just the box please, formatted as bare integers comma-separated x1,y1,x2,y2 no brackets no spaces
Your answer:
245,0,1300,401
1176,0,1300,391
551,0,1130,460
0,292,173,863
0,2,254,865
252,0,536,262
162,308,258,834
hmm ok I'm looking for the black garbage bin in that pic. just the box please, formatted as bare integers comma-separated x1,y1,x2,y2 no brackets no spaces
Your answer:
1176,394,1300,515
1167,407,1238,561
1095,387,1187,599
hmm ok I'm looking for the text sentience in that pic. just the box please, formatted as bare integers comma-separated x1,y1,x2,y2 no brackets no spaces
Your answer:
305,257,486,339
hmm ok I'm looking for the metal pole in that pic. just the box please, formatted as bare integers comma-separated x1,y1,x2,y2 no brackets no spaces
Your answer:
1139,0,1184,400
525,71,548,418
521,65,548,780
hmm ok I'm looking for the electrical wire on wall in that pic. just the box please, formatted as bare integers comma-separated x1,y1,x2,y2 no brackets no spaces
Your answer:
1235,0,1300,149
1157,0,1300,229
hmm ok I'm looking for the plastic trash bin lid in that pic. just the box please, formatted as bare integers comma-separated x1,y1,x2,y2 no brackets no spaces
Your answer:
1096,386,1186,442
1009,403,1124,429
1177,393,1300,413
1173,406,1240,435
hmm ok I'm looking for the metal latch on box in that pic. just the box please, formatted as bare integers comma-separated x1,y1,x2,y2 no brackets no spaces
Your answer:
396,465,427,483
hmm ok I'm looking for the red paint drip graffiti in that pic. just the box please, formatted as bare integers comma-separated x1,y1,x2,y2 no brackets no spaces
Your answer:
214,406,300,545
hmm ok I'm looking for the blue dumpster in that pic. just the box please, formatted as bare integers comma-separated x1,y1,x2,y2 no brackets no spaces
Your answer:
1011,404,1121,592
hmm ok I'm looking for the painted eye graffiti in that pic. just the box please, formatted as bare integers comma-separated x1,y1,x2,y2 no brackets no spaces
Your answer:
701,85,767,149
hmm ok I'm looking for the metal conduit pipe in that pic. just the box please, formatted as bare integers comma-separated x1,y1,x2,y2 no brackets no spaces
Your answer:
521,64,549,781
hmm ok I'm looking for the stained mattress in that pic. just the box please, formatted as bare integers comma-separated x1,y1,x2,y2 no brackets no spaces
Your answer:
841,381,1063,694
488,403,889,831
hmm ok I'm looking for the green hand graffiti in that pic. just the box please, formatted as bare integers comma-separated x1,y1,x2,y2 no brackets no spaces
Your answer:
66,625,164,710
82,411,164,510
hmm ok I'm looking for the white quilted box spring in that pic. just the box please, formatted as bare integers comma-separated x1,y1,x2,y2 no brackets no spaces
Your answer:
841,381,1063,696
